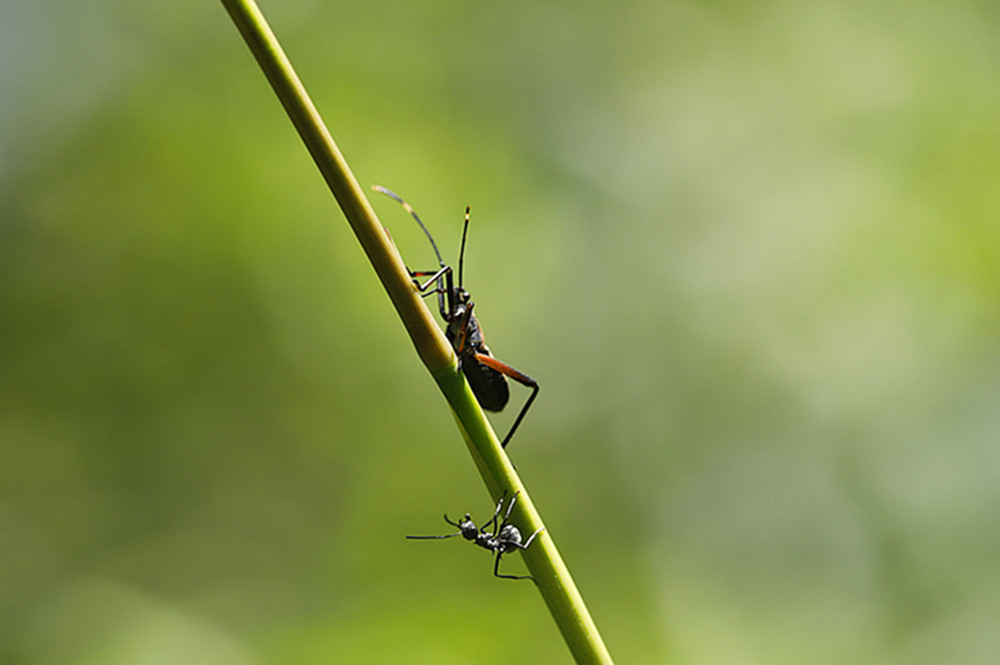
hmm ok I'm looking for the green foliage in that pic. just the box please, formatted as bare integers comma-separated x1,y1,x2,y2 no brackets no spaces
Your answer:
3,2,1000,664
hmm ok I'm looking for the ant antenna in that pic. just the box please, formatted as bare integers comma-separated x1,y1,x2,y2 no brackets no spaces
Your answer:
372,185,445,268
458,207,470,289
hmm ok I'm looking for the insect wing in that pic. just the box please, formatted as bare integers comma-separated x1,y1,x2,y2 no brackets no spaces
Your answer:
461,355,510,412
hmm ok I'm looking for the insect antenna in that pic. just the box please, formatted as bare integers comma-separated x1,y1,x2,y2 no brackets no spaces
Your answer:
458,206,470,288
372,185,445,268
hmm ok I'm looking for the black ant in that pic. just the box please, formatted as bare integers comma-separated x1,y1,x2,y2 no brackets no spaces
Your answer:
372,185,539,449
406,491,543,581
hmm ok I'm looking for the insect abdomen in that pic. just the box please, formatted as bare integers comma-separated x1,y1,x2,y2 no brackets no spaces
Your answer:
461,355,510,411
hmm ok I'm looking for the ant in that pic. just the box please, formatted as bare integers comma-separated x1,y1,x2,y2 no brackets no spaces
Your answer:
406,491,543,581
372,185,539,449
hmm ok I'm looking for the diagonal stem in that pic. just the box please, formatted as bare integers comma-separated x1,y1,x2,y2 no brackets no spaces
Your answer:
220,1,614,663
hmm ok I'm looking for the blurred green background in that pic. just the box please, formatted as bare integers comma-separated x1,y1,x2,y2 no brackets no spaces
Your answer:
3,1,1000,663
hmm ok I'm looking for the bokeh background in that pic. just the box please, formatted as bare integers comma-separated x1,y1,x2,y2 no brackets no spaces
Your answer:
3,1,1000,663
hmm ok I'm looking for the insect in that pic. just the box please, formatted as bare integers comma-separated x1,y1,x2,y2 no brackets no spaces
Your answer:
406,491,543,581
372,185,539,449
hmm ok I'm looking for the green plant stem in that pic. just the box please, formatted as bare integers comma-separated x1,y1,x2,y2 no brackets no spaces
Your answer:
221,2,614,663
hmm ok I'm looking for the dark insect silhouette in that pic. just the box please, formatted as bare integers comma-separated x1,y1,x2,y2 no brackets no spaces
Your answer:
406,491,543,581
373,185,538,449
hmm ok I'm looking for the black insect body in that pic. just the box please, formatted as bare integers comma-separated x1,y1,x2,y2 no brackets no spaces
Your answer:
406,491,543,581
373,185,539,449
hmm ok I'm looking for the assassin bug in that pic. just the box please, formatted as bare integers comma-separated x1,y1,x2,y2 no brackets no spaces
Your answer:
372,185,539,449
406,491,543,581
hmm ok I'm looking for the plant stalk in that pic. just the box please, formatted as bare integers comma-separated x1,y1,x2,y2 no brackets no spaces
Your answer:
221,2,614,663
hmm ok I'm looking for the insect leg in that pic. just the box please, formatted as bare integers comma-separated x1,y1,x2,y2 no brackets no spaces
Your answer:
451,302,475,356
501,490,519,525
515,526,545,550
479,491,507,534
472,354,539,448
409,266,450,294
493,551,533,581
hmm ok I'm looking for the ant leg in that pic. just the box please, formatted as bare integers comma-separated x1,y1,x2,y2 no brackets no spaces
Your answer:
472,354,539,448
480,491,507,535
499,493,543,551
500,490,520,526
516,526,545,550
493,552,533,581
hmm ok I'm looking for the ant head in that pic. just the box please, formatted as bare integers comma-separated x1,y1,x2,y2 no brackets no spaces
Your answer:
457,514,479,541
